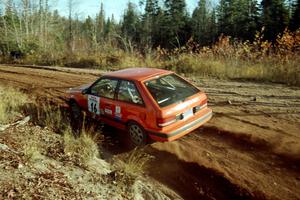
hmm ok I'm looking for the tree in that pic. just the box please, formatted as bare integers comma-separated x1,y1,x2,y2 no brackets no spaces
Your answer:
164,0,190,48
83,16,96,51
21,0,30,37
152,7,168,47
260,0,289,41
217,0,259,40
141,0,159,48
96,2,105,42
104,17,111,40
290,0,300,30
67,0,77,51
121,2,140,43
209,9,217,43
192,0,212,45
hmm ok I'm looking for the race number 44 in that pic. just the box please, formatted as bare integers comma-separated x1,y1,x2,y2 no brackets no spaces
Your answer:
88,95,100,115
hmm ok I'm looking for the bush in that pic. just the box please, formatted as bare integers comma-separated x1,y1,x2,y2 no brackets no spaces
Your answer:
64,58,99,68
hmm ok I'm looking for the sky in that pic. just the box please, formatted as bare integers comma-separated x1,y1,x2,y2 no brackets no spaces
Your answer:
52,0,200,21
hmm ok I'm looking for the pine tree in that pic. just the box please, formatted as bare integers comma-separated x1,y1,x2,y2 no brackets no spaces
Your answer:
208,8,217,43
83,16,95,50
153,7,168,47
96,2,105,42
260,0,289,41
217,0,230,36
290,0,300,30
217,0,259,40
121,2,140,43
104,17,112,40
141,0,159,48
164,0,190,47
192,0,211,45
235,0,259,40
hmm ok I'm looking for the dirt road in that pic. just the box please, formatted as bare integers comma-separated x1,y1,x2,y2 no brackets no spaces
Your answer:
0,64,299,200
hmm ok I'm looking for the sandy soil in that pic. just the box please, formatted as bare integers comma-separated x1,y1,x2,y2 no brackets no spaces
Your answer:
0,64,299,200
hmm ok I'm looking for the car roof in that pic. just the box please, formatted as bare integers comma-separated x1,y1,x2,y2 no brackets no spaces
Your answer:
103,68,172,81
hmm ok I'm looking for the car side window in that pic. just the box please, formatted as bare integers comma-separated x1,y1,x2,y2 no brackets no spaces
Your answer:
117,81,143,105
90,78,118,99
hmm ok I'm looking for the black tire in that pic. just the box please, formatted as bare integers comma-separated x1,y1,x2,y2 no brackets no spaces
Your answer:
128,122,148,146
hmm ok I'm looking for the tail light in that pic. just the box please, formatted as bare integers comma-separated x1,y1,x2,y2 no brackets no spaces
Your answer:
157,116,178,127
193,99,208,113
201,99,208,106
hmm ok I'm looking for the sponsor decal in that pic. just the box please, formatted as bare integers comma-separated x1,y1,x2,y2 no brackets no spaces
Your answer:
115,106,122,120
88,95,100,115
104,108,113,115
115,106,121,114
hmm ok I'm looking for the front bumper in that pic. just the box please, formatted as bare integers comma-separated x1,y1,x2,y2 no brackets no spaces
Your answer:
148,109,213,142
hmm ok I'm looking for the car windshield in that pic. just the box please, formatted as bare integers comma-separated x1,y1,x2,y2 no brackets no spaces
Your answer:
144,74,199,108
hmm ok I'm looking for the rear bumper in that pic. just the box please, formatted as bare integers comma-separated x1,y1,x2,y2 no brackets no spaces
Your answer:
148,109,212,142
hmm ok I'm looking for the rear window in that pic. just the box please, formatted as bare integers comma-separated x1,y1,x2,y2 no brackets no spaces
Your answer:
144,74,199,107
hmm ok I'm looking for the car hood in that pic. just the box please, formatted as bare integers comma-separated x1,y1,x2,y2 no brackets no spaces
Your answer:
67,83,92,93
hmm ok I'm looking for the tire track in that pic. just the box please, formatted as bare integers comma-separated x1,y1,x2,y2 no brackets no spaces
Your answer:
0,65,299,200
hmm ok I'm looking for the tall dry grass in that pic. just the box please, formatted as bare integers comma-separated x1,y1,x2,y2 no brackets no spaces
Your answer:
3,29,299,86
0,86,28,124
114,148,153,177
63,126,111,174
63,127,99,163
39,103,67,132
154,28,300,86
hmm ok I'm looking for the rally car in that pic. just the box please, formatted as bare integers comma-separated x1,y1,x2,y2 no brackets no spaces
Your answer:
67,68,212,145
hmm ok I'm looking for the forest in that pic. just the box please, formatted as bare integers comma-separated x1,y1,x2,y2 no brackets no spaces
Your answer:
0,0,299,85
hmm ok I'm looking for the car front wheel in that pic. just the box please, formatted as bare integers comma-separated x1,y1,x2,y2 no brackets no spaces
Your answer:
69,101,82,137
128,122,147,146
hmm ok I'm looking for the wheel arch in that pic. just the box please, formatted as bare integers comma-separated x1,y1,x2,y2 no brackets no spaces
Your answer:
127,120,148,145
68,98,78,105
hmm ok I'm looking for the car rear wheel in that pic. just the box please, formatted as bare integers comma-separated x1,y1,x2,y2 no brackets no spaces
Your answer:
128,122,147,146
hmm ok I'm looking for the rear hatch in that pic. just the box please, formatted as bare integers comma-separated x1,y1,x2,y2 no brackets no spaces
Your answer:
144,73,209,130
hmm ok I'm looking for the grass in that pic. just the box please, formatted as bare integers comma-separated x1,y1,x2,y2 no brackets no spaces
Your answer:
0,86,28,124
63,127,99,165
23,134,43,162
37,102,68,133
119,148,153,176
0,85,177,199
157,53,300,85
2,29,300,86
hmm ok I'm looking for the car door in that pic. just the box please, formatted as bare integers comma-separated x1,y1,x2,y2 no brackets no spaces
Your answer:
87,77,118,120
114,80,146,125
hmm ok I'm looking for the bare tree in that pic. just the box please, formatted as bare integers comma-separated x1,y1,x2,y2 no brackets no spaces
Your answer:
67,0,74,51
22,0,29,37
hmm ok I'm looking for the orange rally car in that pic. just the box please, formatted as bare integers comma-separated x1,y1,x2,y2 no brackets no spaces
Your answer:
67,68,212,145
